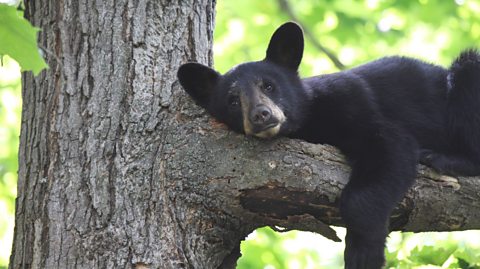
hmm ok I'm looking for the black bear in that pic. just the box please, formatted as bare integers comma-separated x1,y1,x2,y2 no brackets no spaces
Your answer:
177,22,480,269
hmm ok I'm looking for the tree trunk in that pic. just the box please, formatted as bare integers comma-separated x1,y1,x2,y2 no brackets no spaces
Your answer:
10,1,480,269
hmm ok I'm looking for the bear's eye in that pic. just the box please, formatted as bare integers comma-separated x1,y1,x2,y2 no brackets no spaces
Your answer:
263,82,274,93
228,95,240,107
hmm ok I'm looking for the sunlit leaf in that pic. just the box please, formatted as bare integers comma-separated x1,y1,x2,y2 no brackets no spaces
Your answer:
0,4,48,75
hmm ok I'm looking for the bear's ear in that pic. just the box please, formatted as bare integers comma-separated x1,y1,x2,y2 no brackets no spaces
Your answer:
177,63,220,108
265,22,304,71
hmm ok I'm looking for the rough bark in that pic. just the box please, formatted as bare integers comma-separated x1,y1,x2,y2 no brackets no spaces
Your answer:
10,1,480,269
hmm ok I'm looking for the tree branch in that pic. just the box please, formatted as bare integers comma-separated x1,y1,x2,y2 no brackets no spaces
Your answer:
277,0,346,70
176,118,480,246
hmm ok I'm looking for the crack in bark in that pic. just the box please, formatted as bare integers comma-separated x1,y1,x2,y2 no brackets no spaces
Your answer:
240,184,339,221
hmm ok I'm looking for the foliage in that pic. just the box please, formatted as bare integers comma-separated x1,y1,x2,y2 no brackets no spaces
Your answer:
214,0,480,268
238,227,345,269
0,3,47,75
0,56,20,268
238,228,480,269
385,231,480,269
215,0,480,75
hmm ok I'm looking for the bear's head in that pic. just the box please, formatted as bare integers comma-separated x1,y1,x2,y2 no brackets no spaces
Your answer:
177,22,309,138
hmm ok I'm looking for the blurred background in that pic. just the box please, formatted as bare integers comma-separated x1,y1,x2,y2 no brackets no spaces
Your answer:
1,0,480,268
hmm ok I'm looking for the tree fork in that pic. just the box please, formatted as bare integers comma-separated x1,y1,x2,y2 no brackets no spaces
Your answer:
11,1,480,269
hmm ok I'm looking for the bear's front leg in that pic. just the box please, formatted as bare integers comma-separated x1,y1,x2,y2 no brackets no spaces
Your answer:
341,181,390,269
339,126,418,269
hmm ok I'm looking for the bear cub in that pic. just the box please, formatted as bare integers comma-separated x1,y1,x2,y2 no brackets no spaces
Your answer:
177,22,480,269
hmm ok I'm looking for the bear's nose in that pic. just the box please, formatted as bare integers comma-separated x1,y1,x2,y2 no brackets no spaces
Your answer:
250,105,272,124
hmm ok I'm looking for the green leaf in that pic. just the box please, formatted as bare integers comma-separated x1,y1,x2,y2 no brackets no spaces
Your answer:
0,4,48,75
409,245,457,266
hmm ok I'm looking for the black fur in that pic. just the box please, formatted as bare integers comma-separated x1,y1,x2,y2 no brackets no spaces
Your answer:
177,22,480,269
